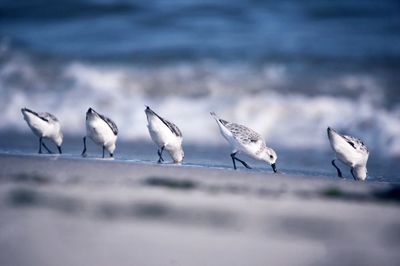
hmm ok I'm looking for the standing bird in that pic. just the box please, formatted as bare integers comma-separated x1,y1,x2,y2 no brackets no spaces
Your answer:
327,127,369,181
82,108,118,158
145,106,184,164
210,112,277,172
21,108,63,154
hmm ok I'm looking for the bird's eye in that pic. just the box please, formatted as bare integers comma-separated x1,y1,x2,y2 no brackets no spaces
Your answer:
270,155,274,159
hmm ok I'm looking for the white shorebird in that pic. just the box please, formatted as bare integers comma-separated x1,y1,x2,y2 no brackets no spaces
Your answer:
21,107,63,154
210,112,277,172
145,106,184,164
81,108,118,158
327,127,369,181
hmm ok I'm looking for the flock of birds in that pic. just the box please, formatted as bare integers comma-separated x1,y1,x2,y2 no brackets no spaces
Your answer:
21,106,370,181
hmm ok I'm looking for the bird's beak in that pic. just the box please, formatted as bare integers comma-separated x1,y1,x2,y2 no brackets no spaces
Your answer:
271,163,277,173
58,146,62,154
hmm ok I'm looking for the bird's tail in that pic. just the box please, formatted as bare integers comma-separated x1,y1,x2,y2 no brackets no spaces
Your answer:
21,107,35,115
210,111,219,120
327,127,338,141
21,107,39,118
145,105,158,117
210,112,229,126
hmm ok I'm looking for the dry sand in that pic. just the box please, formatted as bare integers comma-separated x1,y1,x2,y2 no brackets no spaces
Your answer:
0,153,399,266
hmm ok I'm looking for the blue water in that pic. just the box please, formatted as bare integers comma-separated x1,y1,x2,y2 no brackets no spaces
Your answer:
1,0,400,64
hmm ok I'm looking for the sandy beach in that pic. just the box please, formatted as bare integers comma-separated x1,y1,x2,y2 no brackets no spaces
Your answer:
0,153,399,266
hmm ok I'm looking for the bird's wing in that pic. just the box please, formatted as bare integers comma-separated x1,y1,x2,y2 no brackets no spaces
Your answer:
37,112,59,123
146,107,182,137
162,118,182,137
99,114,118,135
22,108,52,123
342,134,369,153
225,122,263,144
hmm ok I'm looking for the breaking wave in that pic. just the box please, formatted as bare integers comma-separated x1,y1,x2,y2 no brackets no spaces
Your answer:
1,48,400,157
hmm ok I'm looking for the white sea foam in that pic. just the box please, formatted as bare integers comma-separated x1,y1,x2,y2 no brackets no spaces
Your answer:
1,54,400,157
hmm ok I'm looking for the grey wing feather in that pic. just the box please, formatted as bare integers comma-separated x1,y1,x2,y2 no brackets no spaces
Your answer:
162,118,182,137
38,112,58,123
343,134,369,153
148,108,182,137
218,118,230,126
225,123,262,144
99,114,118,135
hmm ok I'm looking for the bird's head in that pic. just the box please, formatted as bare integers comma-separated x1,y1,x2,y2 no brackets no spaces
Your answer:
353,166,368,181
171,147,184,164
263,147,278,173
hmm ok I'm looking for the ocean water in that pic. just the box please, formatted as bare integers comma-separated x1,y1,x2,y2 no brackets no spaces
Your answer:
0,0,400,180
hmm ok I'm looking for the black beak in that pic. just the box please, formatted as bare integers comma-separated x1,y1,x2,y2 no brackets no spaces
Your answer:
271,163,277,173
58,146,62,154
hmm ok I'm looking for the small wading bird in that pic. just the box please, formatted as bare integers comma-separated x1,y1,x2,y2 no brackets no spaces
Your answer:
21,107,63,154
82,108,118,158
145,106,184,164
327,127,369,181
210,112,277,172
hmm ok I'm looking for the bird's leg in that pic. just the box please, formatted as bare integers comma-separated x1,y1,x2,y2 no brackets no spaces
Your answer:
81,137,87,157
41,142,53,154
231,152,252,170
110,153,113,158
38,137,43,154
102,146,105,158
350,168,357,181
230,152,237,170
157,150,164,162
235,157,252,169
157,145,165,163
57,146,62,154
331,160,343,178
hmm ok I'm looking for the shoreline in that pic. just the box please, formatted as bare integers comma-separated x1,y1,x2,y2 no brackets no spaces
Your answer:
0,130,399,182
0,152,398,201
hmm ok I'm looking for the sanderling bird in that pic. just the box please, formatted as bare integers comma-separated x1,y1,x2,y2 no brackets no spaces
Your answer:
21,107,63,154
327,127,369,181
145,106,184,164
210,112,277,172
82,108,118,158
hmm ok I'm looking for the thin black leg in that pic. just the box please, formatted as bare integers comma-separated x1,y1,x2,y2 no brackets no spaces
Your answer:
235,156,252,169
41,142,53,154
38,137,42,154
157,145,165,163
231,152,252,170
230,153,237,170
102,146,105,158
331,160,343,178
81,137,87,157
110,153,113,158
57,146,62,154
350,168,357,181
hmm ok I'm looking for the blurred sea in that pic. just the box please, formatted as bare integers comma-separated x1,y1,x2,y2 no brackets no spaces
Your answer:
0,0,400,180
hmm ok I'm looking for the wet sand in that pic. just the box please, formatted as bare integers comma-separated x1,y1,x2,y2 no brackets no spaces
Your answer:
0,153,399,266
